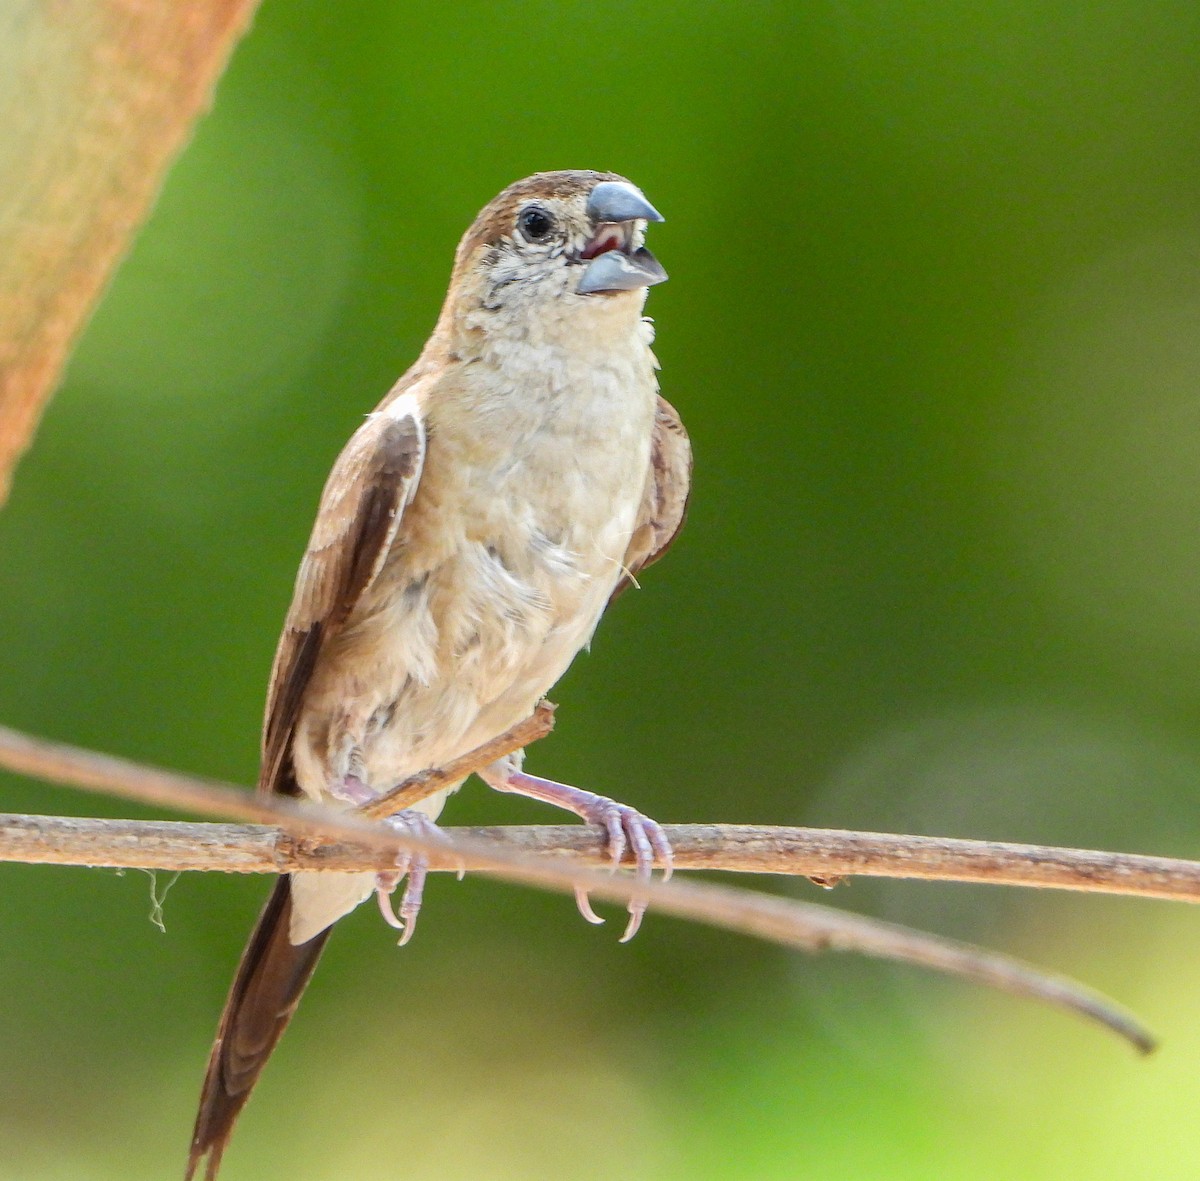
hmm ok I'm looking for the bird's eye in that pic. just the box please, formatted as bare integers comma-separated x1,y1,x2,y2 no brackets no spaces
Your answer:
517,206,556,243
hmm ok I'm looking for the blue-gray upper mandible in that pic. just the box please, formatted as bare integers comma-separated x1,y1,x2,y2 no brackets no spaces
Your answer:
586,181,665,224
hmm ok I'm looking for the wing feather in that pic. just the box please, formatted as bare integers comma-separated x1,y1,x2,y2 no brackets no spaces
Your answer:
612,394,692,601
259,409,425,796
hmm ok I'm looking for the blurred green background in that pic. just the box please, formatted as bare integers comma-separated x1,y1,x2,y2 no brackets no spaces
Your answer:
5,1,1200,1176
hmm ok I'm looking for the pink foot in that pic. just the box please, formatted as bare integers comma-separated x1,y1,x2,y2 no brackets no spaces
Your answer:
374,809,446,946
480,765,672,941
331,778,444,946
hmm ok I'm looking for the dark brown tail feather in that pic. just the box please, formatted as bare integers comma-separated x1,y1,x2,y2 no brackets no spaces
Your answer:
186,876,332,1180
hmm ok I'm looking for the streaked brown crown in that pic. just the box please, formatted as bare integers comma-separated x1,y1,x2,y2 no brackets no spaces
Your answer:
457,169,626,260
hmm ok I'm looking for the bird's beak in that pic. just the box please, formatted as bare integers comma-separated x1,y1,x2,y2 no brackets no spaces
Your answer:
577,181,668,295
586,181,665,225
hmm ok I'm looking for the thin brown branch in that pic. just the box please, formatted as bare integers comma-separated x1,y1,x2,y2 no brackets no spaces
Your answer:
0,811,1155,1054
3,814,1197,906
0,708,549,834
0,720,1169,1053
1,719,1196,904
0,2,261,501
357,700,555,819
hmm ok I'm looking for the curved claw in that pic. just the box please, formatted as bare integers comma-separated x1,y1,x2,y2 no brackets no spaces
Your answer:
395,861,427,946
376,880,405,930
574,886,606,926
618,808,673,939
619,903,646,943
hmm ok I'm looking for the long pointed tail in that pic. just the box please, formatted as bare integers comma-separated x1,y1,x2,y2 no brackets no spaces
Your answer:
186,876,332,1180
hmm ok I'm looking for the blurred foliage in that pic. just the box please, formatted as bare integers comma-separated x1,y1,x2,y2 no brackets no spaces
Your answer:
4,0,1200,1176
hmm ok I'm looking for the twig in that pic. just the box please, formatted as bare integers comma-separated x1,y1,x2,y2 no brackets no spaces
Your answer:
0,812,1154,1054
2,814,1198,905
0,721,1166,1053
357,701,555,818
1,719,1195,903
0,709,550,834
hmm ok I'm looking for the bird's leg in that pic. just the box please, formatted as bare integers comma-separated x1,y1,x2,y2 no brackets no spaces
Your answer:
478,761,673,941
331,774,442,946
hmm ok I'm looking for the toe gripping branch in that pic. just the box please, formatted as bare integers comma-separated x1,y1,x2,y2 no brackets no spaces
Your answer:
479,764,673,941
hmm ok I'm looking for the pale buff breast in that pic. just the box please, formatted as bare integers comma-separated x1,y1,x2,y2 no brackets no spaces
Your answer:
291,315,657,806
286,306,657,943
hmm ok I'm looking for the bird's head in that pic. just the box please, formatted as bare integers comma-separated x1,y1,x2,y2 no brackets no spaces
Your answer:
438,170,667,342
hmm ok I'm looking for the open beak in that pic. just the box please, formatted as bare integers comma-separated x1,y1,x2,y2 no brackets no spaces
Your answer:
577,181,668,295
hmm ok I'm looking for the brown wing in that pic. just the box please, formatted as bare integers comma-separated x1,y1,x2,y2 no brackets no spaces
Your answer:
259,406,425,797
612,393,692,600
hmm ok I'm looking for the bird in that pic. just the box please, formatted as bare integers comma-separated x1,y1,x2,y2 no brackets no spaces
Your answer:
185,170,691,1179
